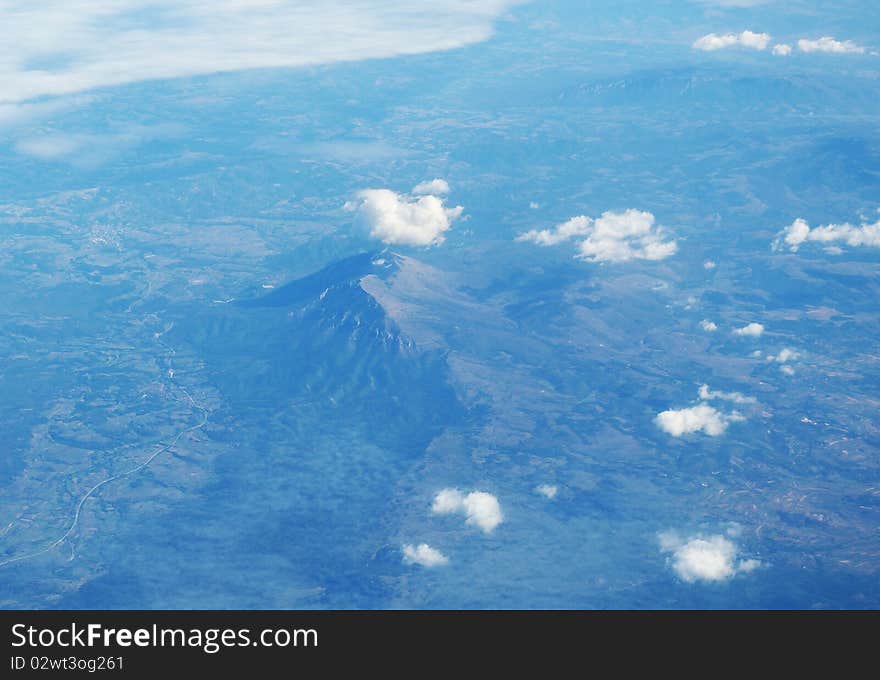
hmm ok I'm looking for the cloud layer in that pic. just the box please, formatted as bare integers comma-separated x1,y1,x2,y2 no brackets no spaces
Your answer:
660,532,760,583
517,209,677,263
432,488,503,533
0,1,521,105
348,182,463,246
774,217,880,252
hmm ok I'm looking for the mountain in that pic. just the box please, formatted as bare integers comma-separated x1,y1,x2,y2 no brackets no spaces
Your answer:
175,251,463,446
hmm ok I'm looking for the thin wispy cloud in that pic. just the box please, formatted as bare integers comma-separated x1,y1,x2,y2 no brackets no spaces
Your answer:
698,384,757,405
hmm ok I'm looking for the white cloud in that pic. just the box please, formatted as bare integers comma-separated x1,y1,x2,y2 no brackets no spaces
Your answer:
517,209,677,263
693,31,771,52
698,384,757,404
703,260,716,270
432,488,503,533
347,184,463,247
13,124,183,163
517,215,592,246
780,365,795,376
733,322,764,337
412,178,450,196
660,532,760,583
536,484,558,499
655,403,744,437
797,37,866,54
402,543,449,567
656,385,750,437
773,217,880,252
772,44,792,56
768,348,799,363
700,320,718,332
15,135,88,160
432,488,466,515
0,1,521,107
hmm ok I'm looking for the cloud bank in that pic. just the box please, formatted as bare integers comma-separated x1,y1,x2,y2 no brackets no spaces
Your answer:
660,532,760,583
0,1,522,106
432,488,503,533
517,209,677,263
348,182,463,246
693,31,771,51
773,217,880,252
402,543,449,567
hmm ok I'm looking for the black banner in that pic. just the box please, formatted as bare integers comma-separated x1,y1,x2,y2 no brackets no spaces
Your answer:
1,610,876,676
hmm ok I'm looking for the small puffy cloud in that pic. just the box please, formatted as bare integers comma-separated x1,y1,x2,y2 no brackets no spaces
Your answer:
773,217,880,252
797,37,865,54
703,260,716,270
580,210,677,262
656,385,750,437
772,44,792,56
700,319,718,332
693,31,771,51
412,178,450,195
432,488,503,533
655,403,744,437
402,543,449,567
660,532,760,583
733,322,764,337
432,488,466,515
517,215,592,246
347,183,463,247
780,365,795,376
768,348,799,363
518,209,677,263
536,484,558,499
698,384,757,404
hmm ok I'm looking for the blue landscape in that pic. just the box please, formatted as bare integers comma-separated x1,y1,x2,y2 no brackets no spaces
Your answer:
0,0,878,609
